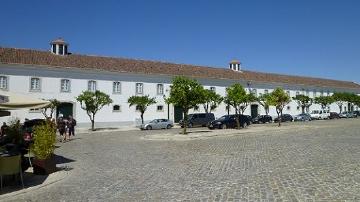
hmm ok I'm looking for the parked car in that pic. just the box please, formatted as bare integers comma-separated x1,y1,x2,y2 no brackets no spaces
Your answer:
179,113,215,128
353,111,360,117
329,112,340,119
348,112,358,118
208,114,251,129
252,115,272,124
310,110,330,120
274,114,293,122
245,115,253,124
294,113,312,121
339,111,352,118
140,119,173,130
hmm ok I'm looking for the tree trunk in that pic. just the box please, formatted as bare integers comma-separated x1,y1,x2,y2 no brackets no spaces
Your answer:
277,109,282,127
338,104,342,113
91,114,95,131
182,109,188,135
265,106,269,115
235,108,240,129
301,106,305,114
141,112,144,124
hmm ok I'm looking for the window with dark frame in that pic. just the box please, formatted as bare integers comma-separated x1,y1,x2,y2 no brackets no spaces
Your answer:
113,105,121,112
157,105,164,111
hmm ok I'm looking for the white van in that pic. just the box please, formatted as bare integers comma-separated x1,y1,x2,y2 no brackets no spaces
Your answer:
310,110,330,120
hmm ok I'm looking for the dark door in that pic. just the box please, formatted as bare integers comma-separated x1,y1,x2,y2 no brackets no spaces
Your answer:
174,106,183,123
251,105,258,118
57,103,73,118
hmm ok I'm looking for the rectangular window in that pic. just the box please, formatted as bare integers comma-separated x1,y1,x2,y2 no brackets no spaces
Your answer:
88,80,97,92
135,105,141,111
29,108,41,113
251,89,257,96
157,105,164,111
313,90,317,97
30,77,41,91
113,81,121,94
0,76,8,90
157,84,164,95
306,90,310,96
286,91,290,96
264,89,269,94
210,87,216,92
60,79,71,92
136,83,143,94
296,91,300,96
113,105,121,112
320,91,324,96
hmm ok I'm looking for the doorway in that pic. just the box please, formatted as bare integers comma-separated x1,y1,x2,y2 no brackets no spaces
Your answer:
57,102,74,118
174,106,183,123
251,104,258,118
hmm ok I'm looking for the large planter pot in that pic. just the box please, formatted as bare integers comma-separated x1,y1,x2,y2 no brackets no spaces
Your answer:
33,155,56,175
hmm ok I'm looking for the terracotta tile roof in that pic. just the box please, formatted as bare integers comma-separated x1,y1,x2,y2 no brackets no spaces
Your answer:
1,47,360,91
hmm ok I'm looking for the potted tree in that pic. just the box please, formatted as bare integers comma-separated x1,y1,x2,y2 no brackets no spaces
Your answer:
31,120,57,175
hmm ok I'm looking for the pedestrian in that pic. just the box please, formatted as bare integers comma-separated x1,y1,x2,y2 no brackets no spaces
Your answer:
1,122,8,137
57,114,66,142
67,115,77,140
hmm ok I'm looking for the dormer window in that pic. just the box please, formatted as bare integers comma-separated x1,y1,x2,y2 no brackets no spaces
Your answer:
50,38,69,55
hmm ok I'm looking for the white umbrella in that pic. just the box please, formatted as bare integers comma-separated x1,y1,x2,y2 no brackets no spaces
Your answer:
0,90,50,110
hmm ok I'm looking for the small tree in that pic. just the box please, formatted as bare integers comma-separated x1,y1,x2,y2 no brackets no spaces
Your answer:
128,95,156,124
332,92,347,113
292,95,313,113
257,94,272,115
41,99,60,119
76,90,113,131
314,96,334,110
239,93,257,115
269,88,291,127
224,83,248,129
201,89,223,113
166,76,204,134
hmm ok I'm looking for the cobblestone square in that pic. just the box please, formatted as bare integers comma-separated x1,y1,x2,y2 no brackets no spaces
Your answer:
3,119,360,201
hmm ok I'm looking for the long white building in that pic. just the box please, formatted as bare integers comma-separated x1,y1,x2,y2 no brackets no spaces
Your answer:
1,39,360,128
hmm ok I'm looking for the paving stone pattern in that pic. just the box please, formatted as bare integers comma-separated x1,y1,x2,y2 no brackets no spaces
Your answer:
4,119,360,202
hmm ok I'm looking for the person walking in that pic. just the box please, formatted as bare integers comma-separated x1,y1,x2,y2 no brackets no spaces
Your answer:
67,115,77,140
57,115,66,142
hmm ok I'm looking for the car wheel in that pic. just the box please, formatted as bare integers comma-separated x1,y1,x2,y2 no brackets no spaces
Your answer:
146,125,152,130
242,122,248,128
166,124,172,129
221,124,227,129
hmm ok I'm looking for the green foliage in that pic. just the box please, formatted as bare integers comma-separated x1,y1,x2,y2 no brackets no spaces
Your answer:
256,94,272,115
128,95,156,124
166,76,204,134
314,96,334,109
292,94,313,113
76,90,113,130
224,83,254,129
31,121,56,160
269,88,291,126
200,89,223,113
41,99,60,119
5,119,23,145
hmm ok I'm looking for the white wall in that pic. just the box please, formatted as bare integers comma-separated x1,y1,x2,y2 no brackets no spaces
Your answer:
1,64,357,127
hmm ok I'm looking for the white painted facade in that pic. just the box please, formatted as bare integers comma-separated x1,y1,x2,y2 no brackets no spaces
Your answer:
1,62,358,128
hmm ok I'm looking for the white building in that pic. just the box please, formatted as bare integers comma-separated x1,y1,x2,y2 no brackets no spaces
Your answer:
1,38,360,128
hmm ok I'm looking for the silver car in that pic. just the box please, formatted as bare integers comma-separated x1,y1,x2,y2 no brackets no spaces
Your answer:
140,119,174,130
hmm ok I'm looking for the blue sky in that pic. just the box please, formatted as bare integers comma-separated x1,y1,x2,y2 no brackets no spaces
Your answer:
1,0,359,83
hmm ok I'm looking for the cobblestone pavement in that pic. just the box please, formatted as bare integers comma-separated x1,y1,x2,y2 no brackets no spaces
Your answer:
3,119,360,201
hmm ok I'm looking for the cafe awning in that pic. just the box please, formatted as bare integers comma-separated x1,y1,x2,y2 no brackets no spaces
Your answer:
0,90,50,110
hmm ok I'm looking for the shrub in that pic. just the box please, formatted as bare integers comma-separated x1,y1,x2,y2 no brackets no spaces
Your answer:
31,121,56,160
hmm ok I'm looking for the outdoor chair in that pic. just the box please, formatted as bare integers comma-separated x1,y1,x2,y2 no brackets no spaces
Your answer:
0,154,24,190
